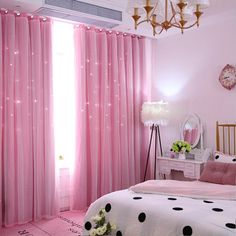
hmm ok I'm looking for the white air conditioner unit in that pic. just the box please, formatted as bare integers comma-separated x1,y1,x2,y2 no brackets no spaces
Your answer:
33,0,123,28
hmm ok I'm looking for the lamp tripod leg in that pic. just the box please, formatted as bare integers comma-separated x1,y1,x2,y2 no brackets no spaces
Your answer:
143,124,155,182
157,125,163,156
154,125,157,180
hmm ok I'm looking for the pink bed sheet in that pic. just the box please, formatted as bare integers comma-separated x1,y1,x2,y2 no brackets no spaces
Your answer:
130,180,236,200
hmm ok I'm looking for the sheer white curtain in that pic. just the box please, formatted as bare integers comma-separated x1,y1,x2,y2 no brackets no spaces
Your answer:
52,20,75,211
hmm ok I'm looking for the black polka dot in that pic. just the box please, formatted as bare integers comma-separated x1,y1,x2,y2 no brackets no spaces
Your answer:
84,221,92,230
212,208,223,212
168,197,177,200
116,231,122,236
183,226,193,236
173,207,183,211
225,223,236,229
133,197,142,200
232,158,236,162
138,212,146,222
203,200,214,203
215,155,219,159
105,203,111,212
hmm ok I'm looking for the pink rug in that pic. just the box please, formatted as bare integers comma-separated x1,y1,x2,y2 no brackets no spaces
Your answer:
0,210,86,236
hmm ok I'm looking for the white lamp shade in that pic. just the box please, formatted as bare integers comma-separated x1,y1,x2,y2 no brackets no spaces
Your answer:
126,0,161,15
126,0,146,14
127,0,157,8
175,7,194,20
141,101,169,126
188,0,210,9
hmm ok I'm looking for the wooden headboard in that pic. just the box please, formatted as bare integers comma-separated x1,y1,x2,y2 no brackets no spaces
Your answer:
216,121,236,155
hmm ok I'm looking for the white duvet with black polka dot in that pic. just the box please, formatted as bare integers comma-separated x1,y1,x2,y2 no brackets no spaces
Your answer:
83,185,236,236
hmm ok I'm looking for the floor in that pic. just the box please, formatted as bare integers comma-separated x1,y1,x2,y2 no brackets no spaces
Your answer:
0,210,86,236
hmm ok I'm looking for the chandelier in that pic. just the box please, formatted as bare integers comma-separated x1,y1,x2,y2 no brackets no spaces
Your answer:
128,0,210,36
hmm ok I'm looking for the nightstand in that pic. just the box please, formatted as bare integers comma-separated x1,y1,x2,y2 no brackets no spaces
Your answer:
156,156,205,180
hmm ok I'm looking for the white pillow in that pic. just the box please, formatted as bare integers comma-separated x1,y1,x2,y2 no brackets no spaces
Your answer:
214,151,236,163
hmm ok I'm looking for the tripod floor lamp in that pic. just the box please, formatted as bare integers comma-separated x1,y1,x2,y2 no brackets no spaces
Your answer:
141,101,169,181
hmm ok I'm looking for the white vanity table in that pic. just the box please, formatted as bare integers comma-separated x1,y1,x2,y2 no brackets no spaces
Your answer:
157,113,211,180
156,156,204,180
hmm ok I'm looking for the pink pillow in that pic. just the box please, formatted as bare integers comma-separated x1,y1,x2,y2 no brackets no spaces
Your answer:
199,161,236,185
214,151,236,163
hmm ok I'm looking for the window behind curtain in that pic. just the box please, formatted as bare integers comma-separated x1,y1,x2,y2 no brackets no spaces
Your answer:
52,20,75,211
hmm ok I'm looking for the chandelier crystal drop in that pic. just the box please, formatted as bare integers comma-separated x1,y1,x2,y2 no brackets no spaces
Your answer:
128,0,210,36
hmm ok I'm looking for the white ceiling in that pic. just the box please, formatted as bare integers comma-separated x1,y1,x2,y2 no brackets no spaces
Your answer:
0,0,236,38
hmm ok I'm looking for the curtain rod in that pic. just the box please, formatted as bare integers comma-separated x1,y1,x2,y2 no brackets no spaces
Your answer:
0,8,49,21
0,8,144,38
74,24,144,38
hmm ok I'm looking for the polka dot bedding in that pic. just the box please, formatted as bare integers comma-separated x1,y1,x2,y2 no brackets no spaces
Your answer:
214,151,236,163
83,187,236,236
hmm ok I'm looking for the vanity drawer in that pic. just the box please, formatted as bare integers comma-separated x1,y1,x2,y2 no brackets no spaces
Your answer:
156,157,204,180
185,163,195,172
158,160,170,173
184,170,195,178
159,160,169,169
169,161,185,170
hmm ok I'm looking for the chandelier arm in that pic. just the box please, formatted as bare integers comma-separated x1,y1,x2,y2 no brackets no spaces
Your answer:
152,21,162,27
159,28,164,34
146,1,160,25
150,1,159,19
170,1,177,16
170,2,179,24
168,14,177,25
137,19,149,26
172,16,179,25
154,27,165,35
171,21,198,29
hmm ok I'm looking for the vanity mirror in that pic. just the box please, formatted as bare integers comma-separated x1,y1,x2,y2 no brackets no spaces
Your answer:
181,113,203,149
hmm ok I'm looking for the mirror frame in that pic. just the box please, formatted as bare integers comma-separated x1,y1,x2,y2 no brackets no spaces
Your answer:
181,113,203,149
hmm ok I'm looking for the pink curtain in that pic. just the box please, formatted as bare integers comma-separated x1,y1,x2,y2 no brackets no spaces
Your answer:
0,12,58,227
72,26,149,210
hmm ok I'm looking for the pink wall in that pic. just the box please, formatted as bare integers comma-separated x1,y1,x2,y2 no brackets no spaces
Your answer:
151,15,236,153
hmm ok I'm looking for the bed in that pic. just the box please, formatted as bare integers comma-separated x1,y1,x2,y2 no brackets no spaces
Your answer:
82,122,236,236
